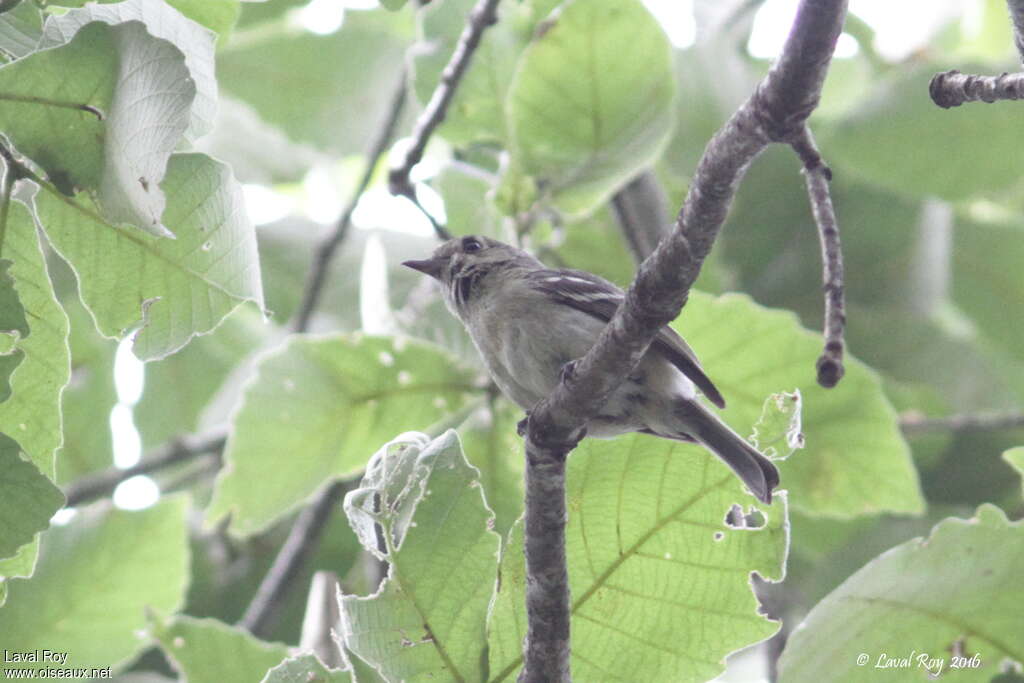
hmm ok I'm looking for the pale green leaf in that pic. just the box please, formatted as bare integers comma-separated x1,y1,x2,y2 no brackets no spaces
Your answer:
217,9,413,155
507,0,676,216
0,432,64,561
0,497,190,674
1003,447,1024,496
456,400,523,537
0,259,29,338
207,335,479,536
35,152,265,361
413,0,527,145
822,64,1024,200
150,614,291,682
488,434,789,682
42,0,218,142
676,292,924,517
0,1,42,59
779,505,1024,682
51,0,240,43
340,431,499,683
262,654,352,683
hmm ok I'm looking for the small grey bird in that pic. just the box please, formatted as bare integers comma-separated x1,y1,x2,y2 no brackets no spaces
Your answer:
403,235,779,503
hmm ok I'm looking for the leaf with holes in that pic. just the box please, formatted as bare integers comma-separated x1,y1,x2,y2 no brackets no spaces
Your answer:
779,505,1024,682
34,152,264,361
488,433,789,682
506,0,675,217
262,654,352,683
340,431,500,683
674,292,923,518
206,335,479,536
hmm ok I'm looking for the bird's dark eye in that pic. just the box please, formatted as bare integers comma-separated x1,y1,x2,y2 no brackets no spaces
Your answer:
462,237,483,253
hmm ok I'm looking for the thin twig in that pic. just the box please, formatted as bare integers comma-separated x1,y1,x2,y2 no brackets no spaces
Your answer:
291,71,408,334
238,478,352,638
929,70,1024,108
388,0,501,200
792,126,845,388
929,0,1024,107
0,93,104,120
62,431,227,507
609,170,669,264
900,411,1024,434
518,2,848,680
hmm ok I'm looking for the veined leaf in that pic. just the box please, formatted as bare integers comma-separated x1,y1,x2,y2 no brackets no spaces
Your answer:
340,431,499,683
779,505,1024,682
34,152,264,361
0,433,64,561
506,0,676,217
206,335,479,536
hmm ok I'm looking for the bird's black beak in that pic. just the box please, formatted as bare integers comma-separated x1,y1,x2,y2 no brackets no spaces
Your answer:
402,257,445,280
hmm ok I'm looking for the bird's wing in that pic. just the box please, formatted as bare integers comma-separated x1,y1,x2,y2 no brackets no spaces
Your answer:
525,269,726,408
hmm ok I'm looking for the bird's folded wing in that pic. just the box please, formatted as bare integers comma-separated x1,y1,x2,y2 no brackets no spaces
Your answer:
525,269,726,408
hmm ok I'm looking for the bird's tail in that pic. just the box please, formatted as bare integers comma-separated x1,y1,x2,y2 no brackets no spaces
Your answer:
673,401,779,504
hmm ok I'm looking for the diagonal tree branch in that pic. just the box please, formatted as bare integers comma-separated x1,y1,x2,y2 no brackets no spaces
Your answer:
388,0,501,203
292,70,408,333
930,0,1024,107
518,2,849,680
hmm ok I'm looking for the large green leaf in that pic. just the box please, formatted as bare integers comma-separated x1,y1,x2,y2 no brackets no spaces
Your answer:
340,431,500,683
217,8,413,155
0,201,69,580
412,0,529,145
0,1,42,60
150,614,292,682
55,296,117,484
456,399,523,537
0,497,190,675
206,335,480,536
779,504,1024,682
0,433,63,561
676,292,923,517
41,0,219,143
263,654,352,683
50,0,240,44
506,0,676,216
822,64,1024,200
488,434,789,682
35,152,264,361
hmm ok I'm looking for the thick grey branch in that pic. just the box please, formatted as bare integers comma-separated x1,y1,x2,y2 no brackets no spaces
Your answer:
900,410,1024,434
292,71,407,333
792,126,846,388
1009,0,1024,63
62,431,227,507
239,478,352,638
518,1,847,681
388,0,501,201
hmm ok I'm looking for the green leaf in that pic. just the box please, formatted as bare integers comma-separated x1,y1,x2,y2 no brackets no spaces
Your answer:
207,334,479,536
952,215,1024,364
379,0,408,10
676,292,924,518
822,64,1024,200
488,434,789,682
133,306,266,450
413,0,527,145
217,9,413,155
0,432,64,561
0,497,190,674
340,431,499,683
506,0,676,216
456,399,523,537
779,505,1024,682
56,296,117,484
35,152,265,361
50,0,240,43
0,258,29,338
42,0,219,142
262,654,352,683
150,614,291,682
0,1,42,60
1003,447,1024,496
